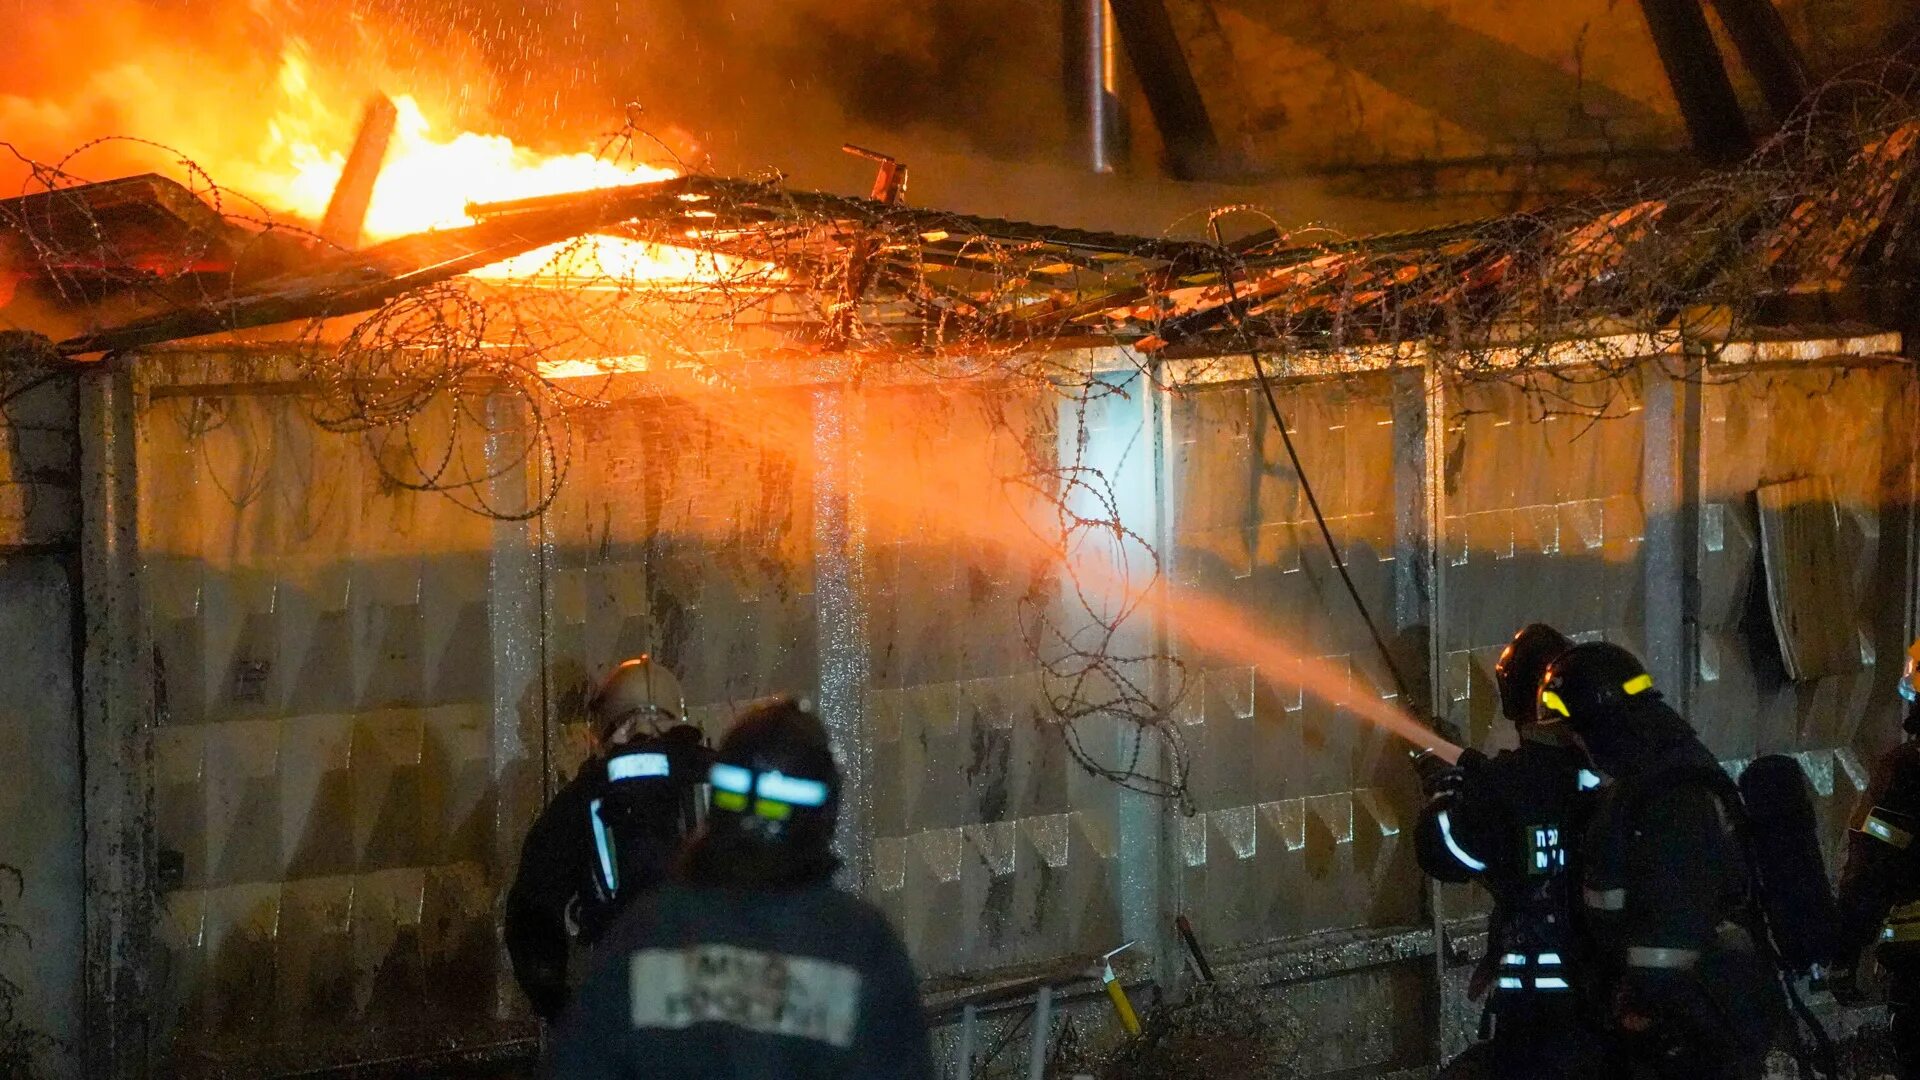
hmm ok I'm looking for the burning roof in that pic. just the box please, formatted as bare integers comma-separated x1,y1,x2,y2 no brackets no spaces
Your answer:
4,110,1919,371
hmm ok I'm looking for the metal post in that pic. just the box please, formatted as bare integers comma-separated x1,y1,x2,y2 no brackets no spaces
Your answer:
79,355,156,1078
487,393,546,1016
1026,984,1054,1080
1147,357,1181,992
956,1004,977,1080
1416,357,1467,1068
1066,364,1171,985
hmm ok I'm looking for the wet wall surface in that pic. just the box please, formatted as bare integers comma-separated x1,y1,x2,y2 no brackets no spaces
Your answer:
74,353,1919,1076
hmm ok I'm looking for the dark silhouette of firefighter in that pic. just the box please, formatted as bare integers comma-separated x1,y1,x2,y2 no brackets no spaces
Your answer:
549,696,934,1080
1834,638,1920,1077
1544,641,1786,1080
505,657,713,1021
1413,623,1608,1079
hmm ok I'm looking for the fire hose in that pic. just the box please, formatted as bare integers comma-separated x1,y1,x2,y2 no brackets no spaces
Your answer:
1205,217,1463,767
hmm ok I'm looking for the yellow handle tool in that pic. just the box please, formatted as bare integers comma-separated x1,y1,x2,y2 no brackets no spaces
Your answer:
1101,942,1142,1036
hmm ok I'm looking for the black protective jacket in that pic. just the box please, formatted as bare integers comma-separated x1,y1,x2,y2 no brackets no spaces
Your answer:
1837,737,1920,964
547,881,935,1080
1578,699,1784,1077
1416,731,1609,1080
506,768,598,1021
1414,731,1593,999
505,731,711,1020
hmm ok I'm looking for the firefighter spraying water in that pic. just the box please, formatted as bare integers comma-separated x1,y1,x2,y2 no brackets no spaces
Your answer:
1414,623,1607,1080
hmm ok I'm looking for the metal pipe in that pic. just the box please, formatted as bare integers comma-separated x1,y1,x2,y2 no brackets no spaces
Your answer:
1025,984,1053,1080
956,1004,977,1080
1088,0,1121,173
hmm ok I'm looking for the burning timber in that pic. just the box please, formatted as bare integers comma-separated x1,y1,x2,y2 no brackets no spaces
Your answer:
2,108,1916,375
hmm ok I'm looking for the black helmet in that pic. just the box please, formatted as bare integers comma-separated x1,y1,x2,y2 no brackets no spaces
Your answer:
1495,623,1573,726
1538,641,1656,731
707,696,840,852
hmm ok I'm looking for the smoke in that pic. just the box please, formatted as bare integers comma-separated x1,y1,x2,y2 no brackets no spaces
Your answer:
351,0,1073,169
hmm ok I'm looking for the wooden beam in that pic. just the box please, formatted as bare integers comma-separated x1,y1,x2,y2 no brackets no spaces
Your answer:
1706,0,1811,123
1637,0,1754,163
319,95,397,250
1106,0,1224,180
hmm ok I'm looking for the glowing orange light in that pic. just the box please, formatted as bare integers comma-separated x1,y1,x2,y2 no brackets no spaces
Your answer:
244,44,700,280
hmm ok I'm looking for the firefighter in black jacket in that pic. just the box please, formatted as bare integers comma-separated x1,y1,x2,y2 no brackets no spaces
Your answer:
1543,642,1784,1080
505,657,712,1021
1414,623,1607,1080
550,697,935,1080
1831,637,1920,1078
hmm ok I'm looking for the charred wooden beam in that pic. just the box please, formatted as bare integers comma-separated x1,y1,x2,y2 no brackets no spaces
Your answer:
1637,0,1754,163
825,145,909,348
319,96,398,250
1706,0,1810,123
1106,0,1223,180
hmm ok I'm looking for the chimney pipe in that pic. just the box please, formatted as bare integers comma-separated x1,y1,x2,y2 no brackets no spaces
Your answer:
1088,0,1126,173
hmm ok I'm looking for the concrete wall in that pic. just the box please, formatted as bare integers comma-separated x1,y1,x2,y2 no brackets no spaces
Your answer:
21,340,1919,1077
0,370,82,1079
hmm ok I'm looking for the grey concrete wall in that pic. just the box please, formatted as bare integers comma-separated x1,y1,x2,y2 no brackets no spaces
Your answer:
0,557,81,1078
0,369,82,1078
32,345,1920,1077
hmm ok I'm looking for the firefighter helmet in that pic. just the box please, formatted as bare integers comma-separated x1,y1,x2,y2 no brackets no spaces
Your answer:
1538,641,1655,731
1495,623,1573,726
707,696,840,850
589,656,686,748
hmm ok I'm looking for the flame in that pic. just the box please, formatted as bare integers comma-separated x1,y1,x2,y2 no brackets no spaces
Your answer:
253,45,693,279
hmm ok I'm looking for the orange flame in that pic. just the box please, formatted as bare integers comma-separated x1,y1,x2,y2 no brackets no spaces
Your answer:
243,44,693,279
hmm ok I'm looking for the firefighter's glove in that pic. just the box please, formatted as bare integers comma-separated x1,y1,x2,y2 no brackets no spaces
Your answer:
1413,751,1462,798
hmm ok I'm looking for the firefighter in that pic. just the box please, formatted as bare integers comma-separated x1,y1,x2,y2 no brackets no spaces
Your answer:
1831,637,1920,1078
549,697,935,1080
1543,641,1785,1080
504,656,712,1022
1412,623,1607,1080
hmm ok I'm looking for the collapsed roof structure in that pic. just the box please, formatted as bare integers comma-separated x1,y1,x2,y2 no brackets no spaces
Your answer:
3,102,1916,378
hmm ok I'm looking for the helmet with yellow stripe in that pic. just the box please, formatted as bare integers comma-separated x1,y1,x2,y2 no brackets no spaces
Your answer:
1495,623,1573,726
1538,641,1657,731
